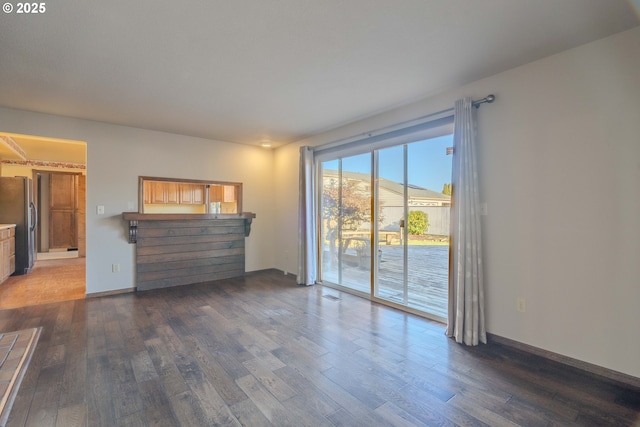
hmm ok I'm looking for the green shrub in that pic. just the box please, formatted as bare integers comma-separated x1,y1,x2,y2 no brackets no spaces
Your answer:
407,211,429,235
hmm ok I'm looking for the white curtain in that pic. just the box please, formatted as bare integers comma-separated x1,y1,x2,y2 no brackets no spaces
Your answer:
297,146,318,286
446,97,486,345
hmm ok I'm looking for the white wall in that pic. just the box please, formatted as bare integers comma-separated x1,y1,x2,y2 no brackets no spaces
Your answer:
273,26,640,378
0,109,276,294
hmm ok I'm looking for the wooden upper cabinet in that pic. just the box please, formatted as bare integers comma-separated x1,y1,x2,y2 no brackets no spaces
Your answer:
150,181,169,204
193,185,205,204
139,177,242,213
144,181,205,205
143,182,152,204
148,182,161,204
166,182,179,204
144,181,181,204
179,184,205,204
179,184,193,204
223,185,236,203
210,185,235,202
209,185,222,202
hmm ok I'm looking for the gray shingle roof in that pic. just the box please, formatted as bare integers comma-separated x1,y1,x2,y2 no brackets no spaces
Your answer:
323,170,450,201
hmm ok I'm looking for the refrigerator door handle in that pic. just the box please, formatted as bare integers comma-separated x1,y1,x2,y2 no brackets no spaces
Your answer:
30,201,37,232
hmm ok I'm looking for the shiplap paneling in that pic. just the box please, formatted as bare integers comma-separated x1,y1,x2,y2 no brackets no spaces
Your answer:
135,219,246,291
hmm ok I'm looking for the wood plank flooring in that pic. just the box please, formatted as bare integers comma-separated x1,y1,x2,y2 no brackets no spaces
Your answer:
0,269,638,426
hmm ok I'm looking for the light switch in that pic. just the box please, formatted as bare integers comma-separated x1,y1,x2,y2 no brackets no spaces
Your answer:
97,205,105,215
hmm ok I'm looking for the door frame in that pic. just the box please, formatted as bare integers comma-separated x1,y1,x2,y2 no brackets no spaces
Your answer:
317,133,453,323
32,170,85,255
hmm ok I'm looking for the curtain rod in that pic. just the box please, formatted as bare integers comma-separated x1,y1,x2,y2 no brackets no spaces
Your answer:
313,94,495,152
472,94,496,108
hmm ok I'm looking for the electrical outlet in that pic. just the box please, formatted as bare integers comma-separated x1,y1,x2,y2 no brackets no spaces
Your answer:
97,205,105,215
112,263,120,273
127,201,135,210
517,298,526,313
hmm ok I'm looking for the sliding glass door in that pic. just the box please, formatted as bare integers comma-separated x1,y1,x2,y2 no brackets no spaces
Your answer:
375,136,452,318
320,153,372,294
376,145,406,303
319,133,452,320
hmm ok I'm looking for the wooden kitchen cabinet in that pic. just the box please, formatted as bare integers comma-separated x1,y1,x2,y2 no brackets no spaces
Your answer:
209,185,223,202
139,177,242,214
179,184,205,204
143,182,152,204
165,182,179,204
223,185,236,202
210,185,236,203
145,181,166,204
145,181,180,204
0,225,16,284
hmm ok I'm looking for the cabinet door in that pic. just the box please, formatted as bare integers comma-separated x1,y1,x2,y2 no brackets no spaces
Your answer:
223,185,236,202
9,236,15,276
192,185,205,204
210,185,223,203
179,184,193,204
165,182,179,204
0,238,5,281
150,182,166,204
143,182,152,204
179,184,205,204
1,238,11,281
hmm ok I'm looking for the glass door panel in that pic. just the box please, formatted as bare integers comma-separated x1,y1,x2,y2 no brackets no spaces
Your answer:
376,145,406,303
374,136,452,319
320,154,372,294
321,159,340,285
406,136,452,318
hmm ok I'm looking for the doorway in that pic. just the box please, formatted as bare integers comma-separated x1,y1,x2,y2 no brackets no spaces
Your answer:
34,171,86,257
374,136,452,319
319,133,453,321
0,132,86,309
320,154,372,294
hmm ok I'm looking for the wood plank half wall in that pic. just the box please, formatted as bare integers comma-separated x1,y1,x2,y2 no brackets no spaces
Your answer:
135,218,248,291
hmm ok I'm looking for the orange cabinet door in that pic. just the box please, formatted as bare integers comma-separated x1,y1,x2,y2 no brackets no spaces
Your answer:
223,185,236,202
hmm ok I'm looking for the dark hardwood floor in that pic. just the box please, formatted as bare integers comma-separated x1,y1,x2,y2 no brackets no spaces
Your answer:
0,270,638,426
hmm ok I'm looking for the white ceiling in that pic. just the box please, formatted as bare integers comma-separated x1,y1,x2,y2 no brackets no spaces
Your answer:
0,1,638,148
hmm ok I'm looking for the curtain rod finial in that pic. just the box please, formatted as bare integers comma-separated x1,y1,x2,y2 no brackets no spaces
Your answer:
473,94,496,108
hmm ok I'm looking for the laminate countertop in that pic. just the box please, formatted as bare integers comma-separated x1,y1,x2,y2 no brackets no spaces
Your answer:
0,224,16,230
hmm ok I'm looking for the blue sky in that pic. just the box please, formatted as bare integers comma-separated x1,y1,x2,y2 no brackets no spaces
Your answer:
323,134,453,192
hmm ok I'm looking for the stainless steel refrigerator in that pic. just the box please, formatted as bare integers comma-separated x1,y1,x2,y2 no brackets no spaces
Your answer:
0,177,36,275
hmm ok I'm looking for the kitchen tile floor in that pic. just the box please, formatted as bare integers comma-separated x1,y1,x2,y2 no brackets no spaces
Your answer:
0,258,85,310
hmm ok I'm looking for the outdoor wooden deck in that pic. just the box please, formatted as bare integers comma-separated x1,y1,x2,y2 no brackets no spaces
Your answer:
322,245,449,319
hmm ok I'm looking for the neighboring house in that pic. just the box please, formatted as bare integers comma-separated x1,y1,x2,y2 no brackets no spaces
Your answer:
322,169,451,235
